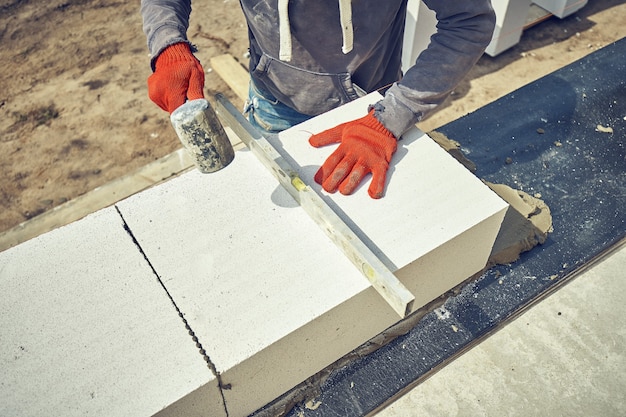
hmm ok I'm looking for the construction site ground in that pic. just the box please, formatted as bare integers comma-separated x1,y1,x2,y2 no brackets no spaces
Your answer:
1,0,625,235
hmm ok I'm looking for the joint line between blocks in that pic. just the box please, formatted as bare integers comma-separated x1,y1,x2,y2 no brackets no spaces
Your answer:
114,205,231,416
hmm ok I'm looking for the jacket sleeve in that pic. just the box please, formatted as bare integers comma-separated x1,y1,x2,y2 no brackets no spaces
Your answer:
373,0,496,138
140,0,193,70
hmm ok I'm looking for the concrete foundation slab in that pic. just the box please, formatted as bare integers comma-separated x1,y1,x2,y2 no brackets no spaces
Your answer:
377,244,626,417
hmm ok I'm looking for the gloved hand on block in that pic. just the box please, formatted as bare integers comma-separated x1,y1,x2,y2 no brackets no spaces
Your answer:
309,110,397,199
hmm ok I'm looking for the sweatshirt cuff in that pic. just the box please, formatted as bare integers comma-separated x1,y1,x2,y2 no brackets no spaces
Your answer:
370,90,421,139
148,24,190,70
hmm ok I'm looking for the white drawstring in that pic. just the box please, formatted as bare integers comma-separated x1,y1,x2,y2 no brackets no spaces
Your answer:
338,0,354,54
278,0,353,62
278,0,292,61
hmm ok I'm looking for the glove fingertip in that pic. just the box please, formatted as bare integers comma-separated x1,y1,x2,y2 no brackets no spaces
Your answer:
368,188,384,199
308,126,344,147
313,168,325,185
322,179,339,194
314,167,339,194
367,176,386,199
309,133,336,148
308,135,322,148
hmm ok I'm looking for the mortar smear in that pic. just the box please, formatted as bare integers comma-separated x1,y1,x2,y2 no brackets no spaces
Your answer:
486,182,553,265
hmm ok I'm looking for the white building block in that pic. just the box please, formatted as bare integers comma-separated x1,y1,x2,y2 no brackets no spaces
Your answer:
117,93,507,416
532,0,588,18
402,0,536,61
0,208,226,417
402,0,437,74
486,0,533,56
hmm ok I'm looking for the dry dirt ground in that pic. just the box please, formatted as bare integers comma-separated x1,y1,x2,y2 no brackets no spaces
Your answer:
1,0,625,234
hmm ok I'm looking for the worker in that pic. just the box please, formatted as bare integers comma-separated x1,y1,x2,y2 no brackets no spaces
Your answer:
141,0,496,198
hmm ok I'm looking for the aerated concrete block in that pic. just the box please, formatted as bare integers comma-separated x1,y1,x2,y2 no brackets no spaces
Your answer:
0,208,226,417
402,0,437,74
403,0,541,59
486,0,532,56
532,0,588,18
117,93,507,416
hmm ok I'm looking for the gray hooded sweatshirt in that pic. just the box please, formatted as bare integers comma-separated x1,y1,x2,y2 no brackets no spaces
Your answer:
141,0,495,138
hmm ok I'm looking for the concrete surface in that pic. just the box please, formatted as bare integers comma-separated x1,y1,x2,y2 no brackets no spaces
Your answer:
376,243,626,417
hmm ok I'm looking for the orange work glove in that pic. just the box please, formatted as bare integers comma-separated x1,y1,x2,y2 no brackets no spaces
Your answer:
147,42,205,113
309,110,397,199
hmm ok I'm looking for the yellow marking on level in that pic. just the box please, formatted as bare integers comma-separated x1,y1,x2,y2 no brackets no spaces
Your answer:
362,263,375,279
291,176,307,191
